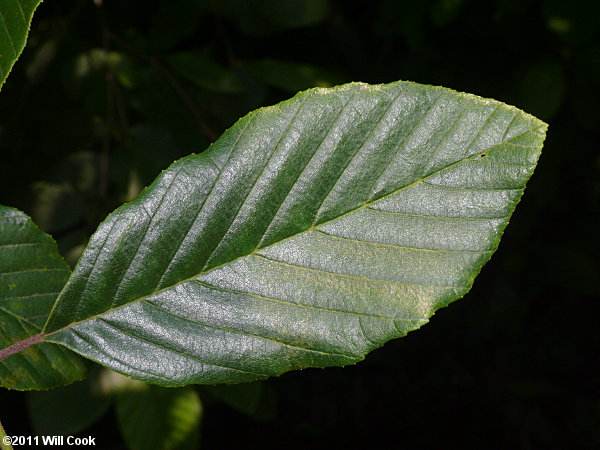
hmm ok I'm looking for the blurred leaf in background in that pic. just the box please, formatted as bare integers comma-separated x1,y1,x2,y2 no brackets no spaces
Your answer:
203,381,276,422
246,58,343,92
167,51,245,94
116,379,202,450
27,368,111,436
215,0,331,36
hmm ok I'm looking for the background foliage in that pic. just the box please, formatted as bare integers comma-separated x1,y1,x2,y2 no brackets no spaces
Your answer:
0,0,598,448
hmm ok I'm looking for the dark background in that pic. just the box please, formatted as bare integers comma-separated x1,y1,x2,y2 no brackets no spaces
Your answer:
1,0,598,448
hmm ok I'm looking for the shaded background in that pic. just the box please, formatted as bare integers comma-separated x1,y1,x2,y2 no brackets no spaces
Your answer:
1,0,598,448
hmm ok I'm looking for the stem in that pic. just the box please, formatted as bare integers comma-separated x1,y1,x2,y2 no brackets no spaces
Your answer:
0,334,45,361
0,419,14,450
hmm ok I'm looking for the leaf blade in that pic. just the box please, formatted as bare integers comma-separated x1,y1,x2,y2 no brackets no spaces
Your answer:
41,81,546,385
0,0,43,90
0,206,87,390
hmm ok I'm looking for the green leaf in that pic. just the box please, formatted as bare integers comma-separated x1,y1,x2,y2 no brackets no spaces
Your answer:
27,367,110,435
0,0,43,90
15,81,546,386
0,420,11,450
0,206,87,390
116,381,202,450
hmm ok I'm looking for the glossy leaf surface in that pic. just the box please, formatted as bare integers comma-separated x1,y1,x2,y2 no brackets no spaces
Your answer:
0,206,87,389
0,0,42,90
41,81,545,386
